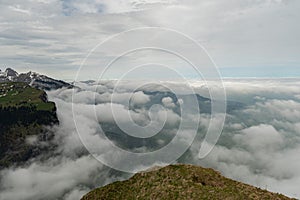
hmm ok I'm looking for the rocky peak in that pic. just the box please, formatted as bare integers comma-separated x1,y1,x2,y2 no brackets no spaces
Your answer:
0,67,72,90
5,68,18,77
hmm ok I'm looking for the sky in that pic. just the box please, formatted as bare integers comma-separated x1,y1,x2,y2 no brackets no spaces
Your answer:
0,0,300,80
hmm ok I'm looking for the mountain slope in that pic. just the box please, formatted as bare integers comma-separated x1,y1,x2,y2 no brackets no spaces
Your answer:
0,82,58,168
0,68,72,90
81,164,292,200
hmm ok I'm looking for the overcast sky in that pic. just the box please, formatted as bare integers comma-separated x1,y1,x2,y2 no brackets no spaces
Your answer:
0,0,299,80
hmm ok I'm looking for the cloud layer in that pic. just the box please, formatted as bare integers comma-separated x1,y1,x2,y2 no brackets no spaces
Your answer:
1,79,300,199
0,0,299,79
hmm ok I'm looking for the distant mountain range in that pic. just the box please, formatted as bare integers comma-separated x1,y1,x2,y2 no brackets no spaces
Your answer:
0,68,72,90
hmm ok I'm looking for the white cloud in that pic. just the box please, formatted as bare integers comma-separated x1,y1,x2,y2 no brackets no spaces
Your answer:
0,156,102,200
130,91,150,105
162,96,175,108
234,124,284,151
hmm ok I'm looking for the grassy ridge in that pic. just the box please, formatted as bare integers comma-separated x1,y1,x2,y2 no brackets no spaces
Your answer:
0,82,54,111
82,164,293,200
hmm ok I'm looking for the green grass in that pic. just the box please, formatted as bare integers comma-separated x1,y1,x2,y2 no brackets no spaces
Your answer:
81,164,294,200
0,82,54,111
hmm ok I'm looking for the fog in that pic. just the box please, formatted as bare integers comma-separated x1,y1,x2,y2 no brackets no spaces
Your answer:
1,79,300,199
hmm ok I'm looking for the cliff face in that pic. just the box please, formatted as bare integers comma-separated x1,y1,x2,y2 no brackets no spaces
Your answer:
0,82,58,168
82,164,293,200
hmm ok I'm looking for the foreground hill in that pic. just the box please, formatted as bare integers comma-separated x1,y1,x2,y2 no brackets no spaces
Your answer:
82,164,292,200
0,82,58,168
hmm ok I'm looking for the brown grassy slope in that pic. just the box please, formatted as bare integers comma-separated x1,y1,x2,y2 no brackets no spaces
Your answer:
81,164,293,200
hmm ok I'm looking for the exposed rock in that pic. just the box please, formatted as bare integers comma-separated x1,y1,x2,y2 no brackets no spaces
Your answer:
0,67,72,90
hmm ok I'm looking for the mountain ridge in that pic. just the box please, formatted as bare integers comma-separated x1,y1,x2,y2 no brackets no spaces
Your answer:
0,67,72,90
81,164,293,200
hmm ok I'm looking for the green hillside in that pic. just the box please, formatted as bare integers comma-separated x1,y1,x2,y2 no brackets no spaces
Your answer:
0,82,55,111
0,82,58,168
82,164,293,200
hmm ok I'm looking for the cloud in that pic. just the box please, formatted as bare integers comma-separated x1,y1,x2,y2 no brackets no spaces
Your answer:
162,96,175,108
129,91,150,105
0,156,102,200
63,188,90,200
65,0,178,14
234,124,284,151
0,0,299,79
